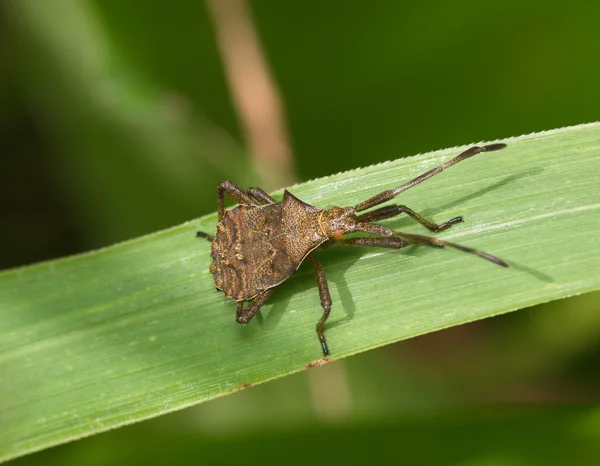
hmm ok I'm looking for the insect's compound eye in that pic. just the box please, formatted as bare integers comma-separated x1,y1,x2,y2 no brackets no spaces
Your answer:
333,230,344,240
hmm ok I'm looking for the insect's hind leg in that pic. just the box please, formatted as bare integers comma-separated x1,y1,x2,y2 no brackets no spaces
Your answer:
247,187,276,205
357,205,462,233
236,289,274,324
217,181,258,221
200,182,272,240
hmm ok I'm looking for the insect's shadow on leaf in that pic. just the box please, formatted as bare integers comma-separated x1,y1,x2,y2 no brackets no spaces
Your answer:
254,287,292,331
249,247,367,333
435,170,541,215
375,168,553,283
316,247,363,329
384,170,541,229
431,167,552,283
318,245,439,330
503,260,554,284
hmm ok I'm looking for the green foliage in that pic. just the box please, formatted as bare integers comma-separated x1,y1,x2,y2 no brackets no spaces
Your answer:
13,407,600,466
1,124,599,461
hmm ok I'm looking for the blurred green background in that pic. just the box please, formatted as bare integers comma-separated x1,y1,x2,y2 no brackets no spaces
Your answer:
2,0,600,464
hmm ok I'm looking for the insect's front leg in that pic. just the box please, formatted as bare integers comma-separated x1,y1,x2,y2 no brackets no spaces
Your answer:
235,289,274,324
309,253,332,356
357,205,462,232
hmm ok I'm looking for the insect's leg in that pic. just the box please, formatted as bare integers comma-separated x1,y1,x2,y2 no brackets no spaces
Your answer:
196,231,215,241
393,231,509,267
236,289,274,324
247,187,276,205
341,236,410,249
357,205,462,232
354,143,507,212
309,254,332,356
218,181,257,221
344,233,507,266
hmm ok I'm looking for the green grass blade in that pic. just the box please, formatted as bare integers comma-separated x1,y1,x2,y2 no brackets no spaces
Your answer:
1,123,599,461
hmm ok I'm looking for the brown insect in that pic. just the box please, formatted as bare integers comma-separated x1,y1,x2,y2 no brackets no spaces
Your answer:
197,143,508,355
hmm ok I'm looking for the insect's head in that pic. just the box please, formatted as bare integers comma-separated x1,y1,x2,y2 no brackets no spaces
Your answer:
320,206,358,240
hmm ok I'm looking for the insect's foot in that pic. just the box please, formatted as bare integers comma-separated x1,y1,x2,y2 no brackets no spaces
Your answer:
196,231,215,241
435,216,463,232
483,143,507,152
320,339,330,356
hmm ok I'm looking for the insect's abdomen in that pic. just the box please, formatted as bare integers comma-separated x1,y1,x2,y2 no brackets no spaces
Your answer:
210,204,297,301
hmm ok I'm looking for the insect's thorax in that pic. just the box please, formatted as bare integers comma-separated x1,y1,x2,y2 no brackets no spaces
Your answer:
210,191,328,300
279,190,329,262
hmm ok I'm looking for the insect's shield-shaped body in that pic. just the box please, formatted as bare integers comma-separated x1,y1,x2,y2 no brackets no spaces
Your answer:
210,191,335,301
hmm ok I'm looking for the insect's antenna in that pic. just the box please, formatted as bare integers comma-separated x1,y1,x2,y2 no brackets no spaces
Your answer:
354,143,507,212
395,231,508,267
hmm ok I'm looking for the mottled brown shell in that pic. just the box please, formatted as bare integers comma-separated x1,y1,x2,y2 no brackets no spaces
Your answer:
210,190,329,301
